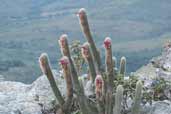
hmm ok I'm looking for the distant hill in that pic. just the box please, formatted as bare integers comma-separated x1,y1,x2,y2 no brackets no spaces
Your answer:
0,0,171,83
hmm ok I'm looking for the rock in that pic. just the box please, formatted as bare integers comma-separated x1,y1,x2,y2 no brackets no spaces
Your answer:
0,70,66,114
134,46,171,87
133,45,171,114
144,100,171,114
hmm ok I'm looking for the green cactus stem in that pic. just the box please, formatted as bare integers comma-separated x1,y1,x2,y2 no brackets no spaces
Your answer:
58,34,71,57
119,56,126,76
104,37,115,89
58,34,83,94
59,56,73,112
131,81,142,114
105,91,113,114
95,75,105,114
113,57,117,77
113,85,124,114
112,56,117,69
39,53,65,106
95,75,104,99
59,35,95,114
104,37,115,114
78,8,102,72
81,42,97,82
37,7,146,114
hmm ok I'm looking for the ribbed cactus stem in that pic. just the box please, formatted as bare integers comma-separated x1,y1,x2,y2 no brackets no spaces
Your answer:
119,56,126,76
131,81,142,114
78,8,101,72
95,75,104,99
59,56,73,112
104,37,114,89
95,75,105,114
104,37,114,114
113,85,124,114
112,56,117,69
58,34,71,57
81,42,96,82
105,91,113,114
113,57,117,77
39,53,65,106
58,34,83,94
58,35,92,114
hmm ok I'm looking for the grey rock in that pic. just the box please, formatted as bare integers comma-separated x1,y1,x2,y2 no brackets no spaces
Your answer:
134,46,171,114
0,70,66,114
145,100,171,114
134,47,171,87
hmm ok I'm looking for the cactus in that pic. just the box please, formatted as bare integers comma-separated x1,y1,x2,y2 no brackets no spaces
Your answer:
58,34,83,94
81,42,97,82
131,81,143,114
113,56,117,69
104,37,115,114
59,56,73,112
59,34,93,114
104,37,115,89
78,8,102,72
38,8,143,114
39,53,65,106
113,85,124,114
119,56,126,76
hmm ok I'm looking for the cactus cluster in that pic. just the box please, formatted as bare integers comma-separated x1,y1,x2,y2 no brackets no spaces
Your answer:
39,8,143,114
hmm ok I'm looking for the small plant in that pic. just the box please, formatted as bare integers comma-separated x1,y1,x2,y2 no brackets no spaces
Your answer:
70,40,85,75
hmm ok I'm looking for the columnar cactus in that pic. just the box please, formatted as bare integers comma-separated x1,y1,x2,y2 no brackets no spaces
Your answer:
81,42,97,82
39,8,143,114
104,37,115,114
95,74,105,114
39,53,65,114
119,56,126,76
58,34,83,94
59,56,73,112
59,34,92,114
114,85,124,114
104,37,115,89
112,56,117,69
131,81,143,114
78,8,102,72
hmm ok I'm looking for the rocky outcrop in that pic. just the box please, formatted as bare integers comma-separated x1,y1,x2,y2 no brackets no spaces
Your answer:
134,43,171,87
133,43,171,114
0,70,66,114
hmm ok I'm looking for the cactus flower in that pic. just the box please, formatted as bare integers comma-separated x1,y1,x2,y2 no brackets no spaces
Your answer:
104,37,112,49
95,75,103,96
60,56,69,69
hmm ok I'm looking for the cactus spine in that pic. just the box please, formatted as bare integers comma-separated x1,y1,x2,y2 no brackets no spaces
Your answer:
119,56,126,76
113,85,124,114
131,81,142,114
